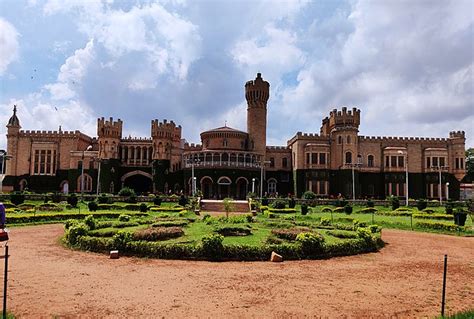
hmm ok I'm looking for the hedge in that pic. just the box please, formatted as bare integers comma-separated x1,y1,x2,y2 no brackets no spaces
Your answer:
268,208,297,214
415,221,465,232
6,212,149,224
357,207,377,214
152,220,189,227
412,213,454,221
376,211,412,217
149,206,184,212
215,225,252,236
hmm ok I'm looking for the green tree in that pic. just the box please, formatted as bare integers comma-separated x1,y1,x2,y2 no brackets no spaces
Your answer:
465,148,474,182
223,197,234,218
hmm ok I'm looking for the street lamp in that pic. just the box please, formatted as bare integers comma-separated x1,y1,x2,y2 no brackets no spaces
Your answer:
446,182,450,201
432,166,448,204
259,160,271,198
252,178,256,194
189,156,200,196
81,145,93,200
96,158,102,196
397,150,409,206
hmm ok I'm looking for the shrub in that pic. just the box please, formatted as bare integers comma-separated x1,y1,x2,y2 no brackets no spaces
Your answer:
118,187,136,197
261,197,269,206
201,234,224,259
178,195,188,207
124,204,141,211
344,205,353,215
320,217,331,226
271,228,310,241
64,219,78,230
301,204,309,215
416,221,464,232
296,232,325,256
98,193,111,204
37,203,63,212
357,207,377,214
288,197,296,209
327,230,358,239
412,213,453,221
127,195,137,204
302,191,316,200
112,231,133,249
356,227,374,243
395,207,412,212
67,193,78,208
84,215,96,230
264,211,276,219
271,199,287,209
333,207,344,213
133,227,184,241
422,208,434,214
321,207,332,213
10,192,25,206
113,221,139,228
353,220,367,229
366,200,374,208
335,198,348,207
454,209,468,226
18,203,36,210
153,196,162,206
369,225,380,233
215,225,252,236
51,192,62,203
377,211,412,217
88,201,98,212
66,223,88,246
268,208,297,214
118,214,131,222
139,203,148,213
390,196,400,210
417,199,427,211
152,221,188,227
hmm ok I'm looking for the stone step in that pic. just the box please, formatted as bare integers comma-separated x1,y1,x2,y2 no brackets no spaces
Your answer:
201,200,250,213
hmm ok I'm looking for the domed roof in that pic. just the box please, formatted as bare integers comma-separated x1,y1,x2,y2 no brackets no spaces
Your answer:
201,125,247,135
7,105,20,127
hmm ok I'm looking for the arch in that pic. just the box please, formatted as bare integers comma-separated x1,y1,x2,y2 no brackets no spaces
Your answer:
19,179,28,191
267,178,277,195
367,155,374,167
236,177,249,200
200,176,214,199
217,176,231,199
59,180,69,194
338,136,343,144
345,151,352,164
77,174,93,192
121,170,153,182
217,176,232,185
346,135,351,144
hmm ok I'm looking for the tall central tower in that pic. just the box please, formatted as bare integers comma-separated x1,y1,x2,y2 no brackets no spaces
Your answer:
246,73,269,155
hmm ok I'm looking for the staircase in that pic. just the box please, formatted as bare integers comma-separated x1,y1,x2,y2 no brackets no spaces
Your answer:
200,200,250,213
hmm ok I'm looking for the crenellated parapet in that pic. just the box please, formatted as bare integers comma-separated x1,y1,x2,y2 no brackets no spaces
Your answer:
151,119,182,141
449,131,465,139
184,143,202,151
98,117,122,138
359,136,449,143
320,107,360,135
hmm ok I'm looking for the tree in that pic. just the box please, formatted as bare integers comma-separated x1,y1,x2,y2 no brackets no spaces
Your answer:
223,198,233,218
465,148,474,182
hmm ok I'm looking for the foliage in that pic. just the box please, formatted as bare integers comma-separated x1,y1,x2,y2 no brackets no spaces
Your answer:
139,203,148,212
268,208,297,214
416,221,465,232
66,222,88,246
271,228,310,241
201,234,224,259
454,209,468,226
118,187,136,197
296,232,325,256
302,191,316,200
10,192,25,206
261,196,269,206
357,207,377,214
152,220,189,227
344,205,353,215
356,227,374,243
327,229,358,239
412,213,453,221
301,204,308,215
84,215,96,230
118,214,131,222
390,196,400,210
223,197,234,218
133,227,184,241
335,198,348,207
64,219,78,230
215,225,252,236
366,200,374,208
271,199,287,209
377,210,412,217
88,201,98,212
417,199,427,211
98,193,112,204
67,193,78,208
321,207,332,213
320,217,331,226
7,212,148,224
51,192,62,203
178,195,188,207
394,207,412,212
288,197,296,208
37,203,63,212
112,231,133,249
153,196,163,206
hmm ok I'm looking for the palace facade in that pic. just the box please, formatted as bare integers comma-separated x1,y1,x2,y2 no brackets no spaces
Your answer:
2,73,467,199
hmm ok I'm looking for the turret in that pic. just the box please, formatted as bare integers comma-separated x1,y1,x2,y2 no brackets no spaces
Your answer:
246,73,269,155
151,119,182,160
97,117,122,159
5,105,21,175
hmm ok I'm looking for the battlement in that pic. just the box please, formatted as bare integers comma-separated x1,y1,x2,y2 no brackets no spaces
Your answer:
120,137,153,142
328,107,360,129
359,135,448,143
98,117,122,138
245,73,270,107
266,146,290,150
151,119,182,140
449,130,465,139
19,130,91,141
184,143,202,151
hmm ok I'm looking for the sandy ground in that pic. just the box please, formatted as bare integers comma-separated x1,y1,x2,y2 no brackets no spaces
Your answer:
1,224,473,318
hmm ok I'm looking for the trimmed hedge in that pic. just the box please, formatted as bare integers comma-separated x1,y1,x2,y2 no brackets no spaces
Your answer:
268,208,297,214
271,228,311,241
152,220,189,227
215,225,252,236
149,206,184,212
412,213,453,221
133,227,184,241
415,221,465,232
357,207,377,214
6,212,149,224
376,211,412,217
327,229,359,239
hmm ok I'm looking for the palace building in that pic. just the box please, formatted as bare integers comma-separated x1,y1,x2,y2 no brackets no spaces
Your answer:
2,73,467,199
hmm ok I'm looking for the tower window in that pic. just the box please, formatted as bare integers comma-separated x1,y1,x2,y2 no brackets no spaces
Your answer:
282,157,288,168
347,136,351,144
223,139,228,147
270,157,275,168
338,136,342,144
368,155,374,167
345,152,352,164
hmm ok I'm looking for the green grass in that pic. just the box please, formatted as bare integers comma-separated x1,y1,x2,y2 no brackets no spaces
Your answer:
437,309,474,319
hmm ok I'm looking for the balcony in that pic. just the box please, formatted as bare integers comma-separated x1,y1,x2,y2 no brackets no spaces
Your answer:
183,151,263,170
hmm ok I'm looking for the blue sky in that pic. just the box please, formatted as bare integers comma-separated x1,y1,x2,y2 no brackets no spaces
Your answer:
0,0,473,149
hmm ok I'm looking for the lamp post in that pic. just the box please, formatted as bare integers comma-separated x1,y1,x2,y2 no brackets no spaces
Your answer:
96,158,101,196
432,166,449,204
190,157,200,196
81,145,93,200
259,160,271,198
349,158,362,201
252,178,255,194
446,182,450,201
398,150,409,206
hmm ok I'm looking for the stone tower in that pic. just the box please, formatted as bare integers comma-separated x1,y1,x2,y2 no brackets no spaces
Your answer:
151,119,182,160
97,117,122,159
6,105,21,175
246,73,269,155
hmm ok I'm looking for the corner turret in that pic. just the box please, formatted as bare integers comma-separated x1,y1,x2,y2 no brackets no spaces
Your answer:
246,73,270,155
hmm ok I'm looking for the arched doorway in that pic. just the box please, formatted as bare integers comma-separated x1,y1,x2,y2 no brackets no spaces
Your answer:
236,177,248,200
60,180,69,194
121,170,153,194
200,176,214,199
217,176,231,199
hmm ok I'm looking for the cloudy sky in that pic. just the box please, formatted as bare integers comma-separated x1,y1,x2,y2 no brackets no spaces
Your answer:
0,0,473,149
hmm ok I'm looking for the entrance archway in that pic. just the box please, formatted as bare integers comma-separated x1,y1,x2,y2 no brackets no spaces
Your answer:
217,176,231,199
121,170,153,194
236,177,248,200
200,176,214,199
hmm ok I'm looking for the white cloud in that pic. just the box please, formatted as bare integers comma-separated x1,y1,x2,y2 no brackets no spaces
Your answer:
0,18,19,76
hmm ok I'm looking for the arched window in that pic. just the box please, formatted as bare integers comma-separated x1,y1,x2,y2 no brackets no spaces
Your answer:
347,136,351,144
368,155,374,167
338,136,342,144
77,174,93,192
345,152,352,164
268,178,277,194
223,139,228,147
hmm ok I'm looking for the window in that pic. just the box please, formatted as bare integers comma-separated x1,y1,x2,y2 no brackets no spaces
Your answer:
368,184,375,196
391,156,397,167
338,136,342,144
40,150,46,174
223,139,228,147
432,157,438,167
439,157,445,167
460,158,464,169
455,158,460,169
357,154,362,165
33,149,57,176
345,152,352,164
398,156,404,168
426,157,431,168
77,174,93,192
319,180,326,195
306,153,310,165
34,150,39,174
268,178,277,194
270,157,275,168
311,153,317,164
282,157,288,168
319,153,326,165
368,155,374,167
347,136,351,144
386,156,390,167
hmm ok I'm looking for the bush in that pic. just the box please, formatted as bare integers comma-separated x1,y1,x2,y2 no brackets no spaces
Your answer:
301,204,308,215
344,205,353,215
84,215,96,230
357,207,377,214
412,213,453,221
454,209,468,226
333,207,344,213
271,199,287,209
152,220,188,227
417,199,427,211
124,204,141,211
118,214,131,222
327,230,358,239
302,191,316,200
153,196,162,206
268,208,297,214
133,227,184,241
98,193,112,204
261,197,269,206
67,193,78,208
113,221,139,228
64,219,78,230
416,221,464,232
395,207,412,212
215,225,252,236
66,223,88,246
422,208,434,214
139,203,148,212
296,232,325,256
369,225,380,233
178,195,188,207
10,192,25,206
320,217,331,226
127,195,137,203
118,187,136,197
88,201,98,212
321,207,332,213
335,198,348,207
37,203,63,212
51,192,62,203
264,211,276,219
357,227,374,243
112,231,133,249
271,228,310,241
390,196,400,210
366,200,374,208
288,197,296,208
201,234,224,259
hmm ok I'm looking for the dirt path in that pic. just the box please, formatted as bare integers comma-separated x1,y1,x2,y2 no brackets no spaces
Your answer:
2,225,473,318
